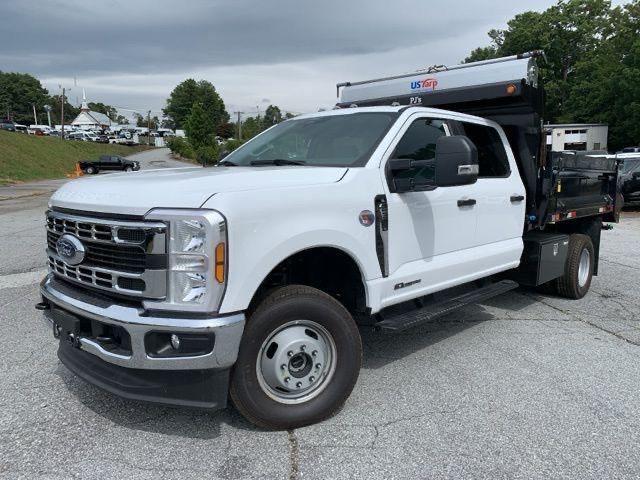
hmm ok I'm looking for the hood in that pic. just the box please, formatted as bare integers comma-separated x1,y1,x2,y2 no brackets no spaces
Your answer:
50,166,347,216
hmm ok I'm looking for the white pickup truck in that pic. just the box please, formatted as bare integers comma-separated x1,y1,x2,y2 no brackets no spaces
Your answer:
37,52,620,429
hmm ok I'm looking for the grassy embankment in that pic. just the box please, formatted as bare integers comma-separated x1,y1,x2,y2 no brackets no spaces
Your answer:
0,130,152,184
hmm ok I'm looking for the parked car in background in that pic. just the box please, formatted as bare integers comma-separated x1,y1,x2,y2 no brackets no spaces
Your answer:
14,124,28,133
1,120,16,131
29,125,52,135
96,134,110,143
79,155,140,174
619,154,640,206
620,146,640,153
68,131,98,142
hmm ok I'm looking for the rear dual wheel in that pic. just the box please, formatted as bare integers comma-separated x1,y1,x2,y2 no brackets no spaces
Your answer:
230,285,362,430
539,233,594,299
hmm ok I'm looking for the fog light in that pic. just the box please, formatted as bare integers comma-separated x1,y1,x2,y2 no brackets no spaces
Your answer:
170,334,181,350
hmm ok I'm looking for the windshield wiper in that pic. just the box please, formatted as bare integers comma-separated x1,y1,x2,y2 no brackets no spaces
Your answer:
218,159,238,166
249,159,306,166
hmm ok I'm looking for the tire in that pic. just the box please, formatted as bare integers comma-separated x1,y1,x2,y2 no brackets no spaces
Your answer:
230,285,362,430
556,234,594,299
124,166,133,172
85,166,96,174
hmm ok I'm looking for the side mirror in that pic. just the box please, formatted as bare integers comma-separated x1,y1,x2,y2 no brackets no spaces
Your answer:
434,136,479,187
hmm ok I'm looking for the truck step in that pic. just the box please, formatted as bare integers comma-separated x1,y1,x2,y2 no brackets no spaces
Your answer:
376,280,518,332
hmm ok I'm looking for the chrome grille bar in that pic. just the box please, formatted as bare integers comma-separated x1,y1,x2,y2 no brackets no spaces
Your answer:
46,210,167,299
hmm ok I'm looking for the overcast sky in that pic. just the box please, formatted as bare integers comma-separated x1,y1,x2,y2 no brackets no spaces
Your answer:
0,0,629,121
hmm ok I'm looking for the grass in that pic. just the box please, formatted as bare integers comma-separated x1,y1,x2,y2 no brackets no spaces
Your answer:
0,130,152,184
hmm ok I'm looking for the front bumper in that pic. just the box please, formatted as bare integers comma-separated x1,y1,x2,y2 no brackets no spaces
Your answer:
39,274,245,408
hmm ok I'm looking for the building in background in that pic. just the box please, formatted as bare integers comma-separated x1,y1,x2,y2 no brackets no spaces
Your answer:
545,123,608,152
71,89,111,130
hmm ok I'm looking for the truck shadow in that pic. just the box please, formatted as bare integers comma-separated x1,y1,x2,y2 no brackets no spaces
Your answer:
361,289,541,370
57,288,542,437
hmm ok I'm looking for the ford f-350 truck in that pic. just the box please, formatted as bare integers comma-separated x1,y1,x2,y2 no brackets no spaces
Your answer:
37,52,620,429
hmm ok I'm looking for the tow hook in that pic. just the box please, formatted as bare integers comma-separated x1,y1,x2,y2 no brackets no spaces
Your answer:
35,301,50,311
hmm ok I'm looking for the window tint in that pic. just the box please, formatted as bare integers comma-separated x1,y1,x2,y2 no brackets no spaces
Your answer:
392,118,447,184
459,122,510,177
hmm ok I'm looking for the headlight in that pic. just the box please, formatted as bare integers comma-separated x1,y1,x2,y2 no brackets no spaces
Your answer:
143,209,227,313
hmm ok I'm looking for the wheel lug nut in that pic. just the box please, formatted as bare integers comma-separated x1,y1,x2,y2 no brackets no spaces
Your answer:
312,350,318,357
296,382,302,388
300,345,306,351
284,377,290,383
281,364,286,370
315,363,321,369
309,376,315,382
287,351,293,357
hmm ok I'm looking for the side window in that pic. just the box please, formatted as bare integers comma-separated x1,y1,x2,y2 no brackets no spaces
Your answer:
392,118,448,184
459,122,510,177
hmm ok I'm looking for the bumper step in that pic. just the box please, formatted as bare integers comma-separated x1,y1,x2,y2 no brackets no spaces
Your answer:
376,280,518,332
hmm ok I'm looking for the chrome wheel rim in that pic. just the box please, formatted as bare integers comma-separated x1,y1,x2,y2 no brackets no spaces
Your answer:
256,320,336,404
578,248,591,287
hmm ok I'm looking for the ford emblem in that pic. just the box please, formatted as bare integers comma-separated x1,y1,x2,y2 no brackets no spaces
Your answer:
56,234,85,266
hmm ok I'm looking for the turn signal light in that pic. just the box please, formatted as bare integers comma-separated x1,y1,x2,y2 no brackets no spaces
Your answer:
215,242,225,283
506,83,517,95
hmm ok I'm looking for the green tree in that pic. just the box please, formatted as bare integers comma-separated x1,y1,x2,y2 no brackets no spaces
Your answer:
216,122,235,139
464,0,639,150
241,115,263,140
87,102,117,119
185,102,216,149
262,105,283,129
163,79,229,130
0,72,49,124
48,94,79,124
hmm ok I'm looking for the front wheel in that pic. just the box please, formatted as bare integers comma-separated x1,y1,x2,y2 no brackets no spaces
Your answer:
557,234,594,299
124,166,133,172
85,166,97,174
230,285,362,430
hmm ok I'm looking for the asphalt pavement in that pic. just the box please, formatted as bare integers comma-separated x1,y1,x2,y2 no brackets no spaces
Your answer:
1,163,640,479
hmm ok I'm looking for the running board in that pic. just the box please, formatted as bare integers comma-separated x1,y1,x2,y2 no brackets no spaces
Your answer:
376,280,519,332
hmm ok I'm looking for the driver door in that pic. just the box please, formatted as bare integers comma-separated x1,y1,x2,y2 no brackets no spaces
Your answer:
379,115,480,307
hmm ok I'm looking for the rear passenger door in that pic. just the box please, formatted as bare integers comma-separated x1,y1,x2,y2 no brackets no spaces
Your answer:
455,120,526,260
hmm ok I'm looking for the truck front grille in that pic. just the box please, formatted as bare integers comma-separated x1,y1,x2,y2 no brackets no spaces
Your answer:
45,210,167,299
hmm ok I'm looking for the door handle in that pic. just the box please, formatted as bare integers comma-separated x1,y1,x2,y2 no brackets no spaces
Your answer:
510,194,525,203
457,198,477,207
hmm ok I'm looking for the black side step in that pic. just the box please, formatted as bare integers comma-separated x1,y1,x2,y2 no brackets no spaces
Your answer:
376,280,518,332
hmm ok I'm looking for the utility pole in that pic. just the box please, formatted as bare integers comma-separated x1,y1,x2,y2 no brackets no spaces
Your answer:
44,105,52,127
147,110,151,146
32,104,38,125
61,88,65,140
234,111,243,140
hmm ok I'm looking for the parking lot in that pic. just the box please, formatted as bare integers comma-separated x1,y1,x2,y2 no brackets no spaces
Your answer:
1,166,640,478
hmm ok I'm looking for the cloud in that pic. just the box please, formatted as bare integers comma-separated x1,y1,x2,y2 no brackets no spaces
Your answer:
5,0,621,115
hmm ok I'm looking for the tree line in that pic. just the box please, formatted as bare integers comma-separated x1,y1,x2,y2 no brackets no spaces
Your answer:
465,0,639,151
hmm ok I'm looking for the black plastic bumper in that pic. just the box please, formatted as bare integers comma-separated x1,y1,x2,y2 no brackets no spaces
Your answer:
58,339,230,409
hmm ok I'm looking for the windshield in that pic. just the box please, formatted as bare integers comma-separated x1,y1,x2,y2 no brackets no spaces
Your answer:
222,112,398,167
620,158,640,174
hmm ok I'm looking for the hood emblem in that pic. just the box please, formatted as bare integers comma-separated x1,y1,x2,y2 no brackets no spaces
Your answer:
56,234,86,266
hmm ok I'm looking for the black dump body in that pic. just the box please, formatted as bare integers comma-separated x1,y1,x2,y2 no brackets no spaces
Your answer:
336,57,621,230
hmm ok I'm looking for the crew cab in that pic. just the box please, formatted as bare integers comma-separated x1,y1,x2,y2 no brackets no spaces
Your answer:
79,155,140,174
37,52,620,429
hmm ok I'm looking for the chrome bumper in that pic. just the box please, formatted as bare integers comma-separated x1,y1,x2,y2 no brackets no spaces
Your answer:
40,274,245,371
